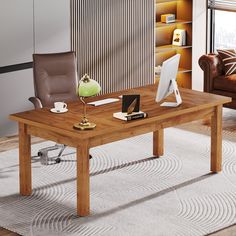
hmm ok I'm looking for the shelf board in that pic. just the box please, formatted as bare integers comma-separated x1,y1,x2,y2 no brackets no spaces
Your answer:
156,20,192,28
156,0,178,3
155,45,192,53
178,67,192,73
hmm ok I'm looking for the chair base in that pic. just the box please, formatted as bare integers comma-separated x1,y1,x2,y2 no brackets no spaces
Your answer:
38,144,66,165
37,144,93,165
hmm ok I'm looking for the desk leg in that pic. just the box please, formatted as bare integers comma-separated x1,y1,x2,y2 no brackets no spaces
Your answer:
153,129,164,157
19,123,32,195
211,105,223,173
77,143,90,216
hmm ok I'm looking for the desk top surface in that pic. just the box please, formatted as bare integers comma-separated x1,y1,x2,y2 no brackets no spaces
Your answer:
9,84,231,140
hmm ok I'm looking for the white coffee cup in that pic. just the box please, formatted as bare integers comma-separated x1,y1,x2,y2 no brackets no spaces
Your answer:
54,102,67,111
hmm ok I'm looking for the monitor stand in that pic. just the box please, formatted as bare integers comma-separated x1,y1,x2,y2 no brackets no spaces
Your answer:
160,79,182,107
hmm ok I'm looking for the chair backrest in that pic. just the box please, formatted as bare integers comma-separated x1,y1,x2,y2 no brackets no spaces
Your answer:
33,51,78,107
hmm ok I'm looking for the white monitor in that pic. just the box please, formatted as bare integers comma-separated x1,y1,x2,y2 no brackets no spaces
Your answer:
155,54,182,107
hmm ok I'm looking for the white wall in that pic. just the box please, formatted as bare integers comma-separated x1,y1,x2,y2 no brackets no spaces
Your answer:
0,0,34,66
0,0,70,137
0,69,34,136
34,0,70,53
192,0,207,91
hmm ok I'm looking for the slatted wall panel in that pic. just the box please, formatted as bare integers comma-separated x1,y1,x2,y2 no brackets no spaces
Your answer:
71,0,154,94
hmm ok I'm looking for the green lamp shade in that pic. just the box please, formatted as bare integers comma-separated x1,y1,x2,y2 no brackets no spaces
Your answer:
77,78,101,97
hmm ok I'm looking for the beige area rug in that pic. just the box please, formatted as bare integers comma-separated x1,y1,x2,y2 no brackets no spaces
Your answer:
0,127,236,236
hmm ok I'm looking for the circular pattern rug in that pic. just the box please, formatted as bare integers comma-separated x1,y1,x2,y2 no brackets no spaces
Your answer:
0,127,236,236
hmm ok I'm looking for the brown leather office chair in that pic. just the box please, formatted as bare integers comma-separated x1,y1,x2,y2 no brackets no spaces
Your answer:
29,51,79,164
29,51,78,108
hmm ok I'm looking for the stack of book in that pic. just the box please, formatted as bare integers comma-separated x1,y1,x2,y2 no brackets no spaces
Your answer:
113,111,148,121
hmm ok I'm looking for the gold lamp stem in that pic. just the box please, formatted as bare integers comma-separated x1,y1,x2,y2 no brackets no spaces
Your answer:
80,97,88,124
73,96,96,130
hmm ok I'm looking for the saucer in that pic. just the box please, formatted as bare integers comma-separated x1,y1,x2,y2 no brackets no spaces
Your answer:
50,108,68,113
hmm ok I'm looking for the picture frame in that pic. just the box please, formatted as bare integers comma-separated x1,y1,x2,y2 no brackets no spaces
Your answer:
172,29,186,46
122,95,140,113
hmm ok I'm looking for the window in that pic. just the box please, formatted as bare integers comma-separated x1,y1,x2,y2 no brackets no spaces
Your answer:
208,1,236,51
214,10,236,50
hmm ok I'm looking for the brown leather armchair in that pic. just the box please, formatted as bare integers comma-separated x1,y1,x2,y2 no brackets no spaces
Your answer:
29,51,79,164
199,53,236,109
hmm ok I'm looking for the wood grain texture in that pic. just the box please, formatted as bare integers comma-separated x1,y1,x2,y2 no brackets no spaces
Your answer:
153,129,164,157
28,126,79,147
19,123,32,195
211,105,223,173
9,85,231,144
0,228,19,236
77,143,90,216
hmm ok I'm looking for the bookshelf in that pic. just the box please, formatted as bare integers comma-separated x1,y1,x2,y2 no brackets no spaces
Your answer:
155,0,193,89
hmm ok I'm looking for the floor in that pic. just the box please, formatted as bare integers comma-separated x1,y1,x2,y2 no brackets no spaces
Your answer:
0,108,236,236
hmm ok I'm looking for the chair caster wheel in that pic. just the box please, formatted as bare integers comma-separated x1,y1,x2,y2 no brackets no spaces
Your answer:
55,158,61,163
38,151,42,157
89,155,92,159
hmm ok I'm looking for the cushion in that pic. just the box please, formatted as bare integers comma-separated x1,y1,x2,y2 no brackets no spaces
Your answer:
214,74,236,93
217,49,236,75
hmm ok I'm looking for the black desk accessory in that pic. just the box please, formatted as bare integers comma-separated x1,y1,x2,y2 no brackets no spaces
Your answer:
122,95,140,113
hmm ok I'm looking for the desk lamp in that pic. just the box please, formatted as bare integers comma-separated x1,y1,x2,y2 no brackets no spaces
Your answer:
73,74,101,130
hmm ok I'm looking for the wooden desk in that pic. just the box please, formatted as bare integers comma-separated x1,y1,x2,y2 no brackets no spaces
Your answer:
9,84,231,216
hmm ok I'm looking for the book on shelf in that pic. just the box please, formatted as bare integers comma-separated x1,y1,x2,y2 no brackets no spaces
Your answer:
113,111,148,121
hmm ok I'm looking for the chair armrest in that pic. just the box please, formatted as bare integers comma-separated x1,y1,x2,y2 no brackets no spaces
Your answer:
198,53,224,92
28,97,43,109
